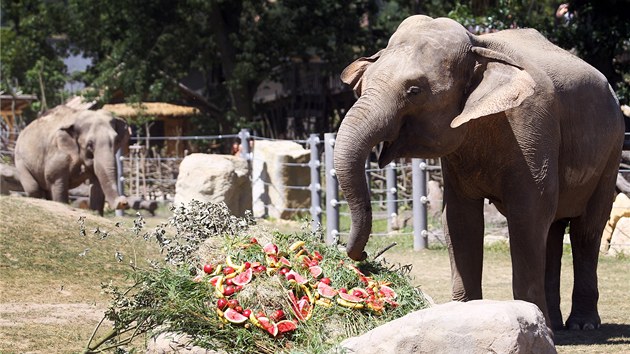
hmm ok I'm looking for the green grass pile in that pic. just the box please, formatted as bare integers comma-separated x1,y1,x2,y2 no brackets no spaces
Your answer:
85,201,429,353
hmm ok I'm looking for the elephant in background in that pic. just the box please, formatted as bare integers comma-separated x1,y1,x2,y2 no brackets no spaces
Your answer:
334,15,624,331
15,105,130,215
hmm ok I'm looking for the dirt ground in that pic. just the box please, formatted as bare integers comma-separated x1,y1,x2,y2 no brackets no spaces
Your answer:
1,196,629,353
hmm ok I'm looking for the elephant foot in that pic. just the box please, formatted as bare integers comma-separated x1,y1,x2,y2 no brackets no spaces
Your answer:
565,313,601,330
548,309,564,331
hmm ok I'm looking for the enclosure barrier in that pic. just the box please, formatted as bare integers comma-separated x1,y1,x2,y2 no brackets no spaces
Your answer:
113,130,630,251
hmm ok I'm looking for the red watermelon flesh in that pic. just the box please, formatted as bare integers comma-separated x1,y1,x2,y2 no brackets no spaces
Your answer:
224,308,248,324
308,265,323,278
317,281,338,299
276,320,298,333
285,270,307,284
231,268,253,286
338,292,364,303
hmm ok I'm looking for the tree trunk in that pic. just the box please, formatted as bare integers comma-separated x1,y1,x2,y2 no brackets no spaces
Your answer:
208,2,255,124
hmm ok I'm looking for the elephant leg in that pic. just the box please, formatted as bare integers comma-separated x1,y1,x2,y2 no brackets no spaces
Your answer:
566,224,601,330
49,178,70,204
89,180,106,216
443,188,485,301
566,162,617,330
546,219,568,331
506,199,555,327
17,171,44,198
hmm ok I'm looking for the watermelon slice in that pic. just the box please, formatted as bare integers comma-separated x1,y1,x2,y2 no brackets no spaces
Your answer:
278,256,292,267
316,281,338,299
308,265,323,278
379,285,397,299
350,287,369,298
263,242,279,255
267,323,279,337
276,319,298,333
285,270,307,284
338,292,364,303
297,298,312,318
257,316,273,330
224,308,248,324
231,268,253,286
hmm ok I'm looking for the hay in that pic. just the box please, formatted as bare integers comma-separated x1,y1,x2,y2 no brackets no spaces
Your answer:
102,102,199,118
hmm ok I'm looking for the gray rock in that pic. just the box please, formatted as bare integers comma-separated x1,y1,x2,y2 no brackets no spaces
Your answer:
0,163,23,195
146,332,224,354
252,140,310,219
609,217,630,256
174,154,251,216
339,300,556,354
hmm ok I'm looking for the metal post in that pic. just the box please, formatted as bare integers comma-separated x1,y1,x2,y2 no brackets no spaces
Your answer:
386,161,398,232
309,134,322,232
324,133,339,245
239,128,251,160
412,158,428,250
115,149,124,217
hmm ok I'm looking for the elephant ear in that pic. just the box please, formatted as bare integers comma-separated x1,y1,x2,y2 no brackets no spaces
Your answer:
112,115,130,146
341,50,382,96
451,47,536,128
56,124,79,154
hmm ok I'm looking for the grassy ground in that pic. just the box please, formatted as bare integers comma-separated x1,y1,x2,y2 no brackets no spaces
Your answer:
364,234,630,353
1,196,628,353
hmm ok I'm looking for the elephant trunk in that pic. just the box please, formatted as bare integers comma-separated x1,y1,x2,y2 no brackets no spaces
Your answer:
334,94,392,261
94,148,128,210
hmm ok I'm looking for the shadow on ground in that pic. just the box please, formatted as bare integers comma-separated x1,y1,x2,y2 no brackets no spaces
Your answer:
554,323,630,347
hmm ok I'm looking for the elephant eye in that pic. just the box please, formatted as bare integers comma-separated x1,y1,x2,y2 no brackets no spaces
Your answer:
406,86,421,95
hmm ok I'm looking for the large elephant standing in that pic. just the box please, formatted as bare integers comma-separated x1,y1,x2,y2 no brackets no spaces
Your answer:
15,106,130,215
334,16,624,331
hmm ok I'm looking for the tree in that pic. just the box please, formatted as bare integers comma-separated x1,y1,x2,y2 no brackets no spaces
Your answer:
65,0,385,133
1,0,69,114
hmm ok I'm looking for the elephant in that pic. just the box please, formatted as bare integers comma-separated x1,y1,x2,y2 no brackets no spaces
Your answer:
15,105,130,215
333,15,624,331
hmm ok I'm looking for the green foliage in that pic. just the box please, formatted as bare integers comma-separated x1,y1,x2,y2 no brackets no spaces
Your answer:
86,201,428,353
0,0,69,113
445,0,629,105
4,0,626,131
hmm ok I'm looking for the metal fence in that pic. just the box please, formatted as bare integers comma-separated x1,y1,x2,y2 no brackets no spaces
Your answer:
118,130,630,251
118,130,437,249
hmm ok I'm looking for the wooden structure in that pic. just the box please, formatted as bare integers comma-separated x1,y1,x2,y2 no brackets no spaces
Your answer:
102,102,199,156
0,94,37,155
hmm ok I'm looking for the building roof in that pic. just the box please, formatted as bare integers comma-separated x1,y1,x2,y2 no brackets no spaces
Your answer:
0,94,38,114
102,102,199,118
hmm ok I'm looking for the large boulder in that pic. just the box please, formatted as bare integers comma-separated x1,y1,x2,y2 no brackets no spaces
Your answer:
252,140,310,219
147,332,224,354
340,300,556,354
608,217,630,256
601,193,630,255
174,154,251,216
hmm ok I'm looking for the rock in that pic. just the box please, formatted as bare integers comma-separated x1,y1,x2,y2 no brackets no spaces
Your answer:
601,193,630,254
146,332,224,354
0,163,23,195
339,300,556,354
252,140,310,219
174,154,251,216
426,180,442,219
609,217,630,256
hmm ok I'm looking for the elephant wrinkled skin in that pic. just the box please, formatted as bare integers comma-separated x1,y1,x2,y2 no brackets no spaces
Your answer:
334,16,624,331
15,106,130,215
